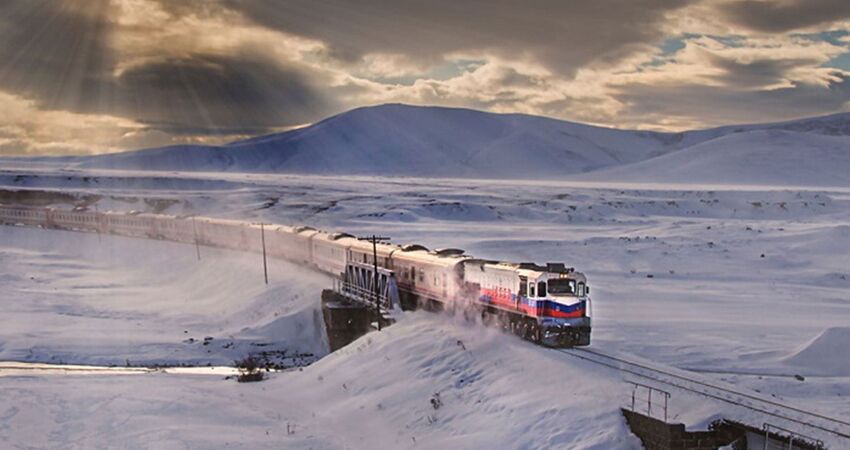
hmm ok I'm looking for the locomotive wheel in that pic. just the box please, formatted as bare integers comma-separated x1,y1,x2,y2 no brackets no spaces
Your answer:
521,320,540,343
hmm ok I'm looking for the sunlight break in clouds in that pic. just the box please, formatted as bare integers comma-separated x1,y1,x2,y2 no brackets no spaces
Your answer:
1,0,850,155
0,91,147,155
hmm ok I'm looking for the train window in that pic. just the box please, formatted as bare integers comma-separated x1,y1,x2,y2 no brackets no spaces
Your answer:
519,280,527,297
537,281,547,297
418,271,424,282
548,279,575,295
529,284,536,297
577,282,585,297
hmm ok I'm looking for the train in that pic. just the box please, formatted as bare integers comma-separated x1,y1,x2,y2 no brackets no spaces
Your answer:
0,204,592,347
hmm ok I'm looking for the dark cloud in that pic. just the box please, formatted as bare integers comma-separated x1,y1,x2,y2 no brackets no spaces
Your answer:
706,52,824,88
0,0,335,140
114,54,334,135
720,0,850,33
221,0,693,74
613,74,850,127
611,43,850,127
0,0,116,114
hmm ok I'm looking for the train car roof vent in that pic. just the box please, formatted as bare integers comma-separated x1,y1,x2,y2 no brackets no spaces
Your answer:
546,263,573,273
434,248,465,257
401,244,429,252
294,225,316,233
519,262,545,271
330,232,354,240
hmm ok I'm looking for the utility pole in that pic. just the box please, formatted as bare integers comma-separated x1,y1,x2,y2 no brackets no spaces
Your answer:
358,235,390,331
372,235,379,330
94,203,101,243
261,223,268,285
192,216,201,261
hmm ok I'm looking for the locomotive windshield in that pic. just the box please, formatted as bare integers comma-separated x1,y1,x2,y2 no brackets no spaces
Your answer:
547,279,576,295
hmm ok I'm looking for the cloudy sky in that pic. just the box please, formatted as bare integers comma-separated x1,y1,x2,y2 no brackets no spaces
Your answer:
2,0,850,155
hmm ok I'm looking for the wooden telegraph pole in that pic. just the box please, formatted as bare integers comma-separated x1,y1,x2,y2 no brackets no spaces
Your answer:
372,235,379,330
261,223,268,285
358,235,390,331
192,216,201,261
94,203,101,243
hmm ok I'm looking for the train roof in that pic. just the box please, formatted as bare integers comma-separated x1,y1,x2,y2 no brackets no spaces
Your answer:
295,226,319,238
400,244,429,252
347,238,399,256
191,216,243,225
433,248,465,256
270,223,299,233
393,247,470,268
0,204,51,212
519,262,575,274
312,230,357,246
463,259,586,280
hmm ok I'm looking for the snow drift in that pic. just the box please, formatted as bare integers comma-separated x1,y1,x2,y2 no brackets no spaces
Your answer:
784,327,850,376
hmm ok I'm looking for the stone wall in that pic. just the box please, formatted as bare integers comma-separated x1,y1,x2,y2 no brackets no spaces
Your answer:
622,409,827,450
622,409,743,450
321,289,378,351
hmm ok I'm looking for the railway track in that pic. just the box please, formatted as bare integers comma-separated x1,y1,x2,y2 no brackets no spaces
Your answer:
556,347,850,442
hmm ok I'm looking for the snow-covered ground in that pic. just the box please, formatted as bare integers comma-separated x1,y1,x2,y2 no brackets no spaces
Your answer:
1,169,849,448
0,312,646,449
0,226,329,367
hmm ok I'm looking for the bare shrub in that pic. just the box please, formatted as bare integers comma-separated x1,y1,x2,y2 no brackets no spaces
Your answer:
235,356,265,383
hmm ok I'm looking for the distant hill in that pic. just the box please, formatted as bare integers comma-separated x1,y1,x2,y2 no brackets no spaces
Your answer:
21,104,850,185
577,129,850,187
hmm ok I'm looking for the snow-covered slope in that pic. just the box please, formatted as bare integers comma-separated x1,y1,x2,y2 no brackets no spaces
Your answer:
0,226,330,366
785,327,850,376
577,129,850,187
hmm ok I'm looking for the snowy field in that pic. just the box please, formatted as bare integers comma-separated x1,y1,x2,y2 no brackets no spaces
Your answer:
1,168,849,448
0,226,329,367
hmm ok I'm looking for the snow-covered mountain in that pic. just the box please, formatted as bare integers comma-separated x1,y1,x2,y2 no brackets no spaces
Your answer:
75,104,678,177
21,104,850,185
